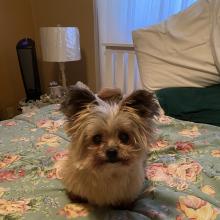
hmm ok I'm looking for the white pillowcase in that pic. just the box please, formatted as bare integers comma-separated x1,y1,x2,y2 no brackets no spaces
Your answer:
132,0,220,91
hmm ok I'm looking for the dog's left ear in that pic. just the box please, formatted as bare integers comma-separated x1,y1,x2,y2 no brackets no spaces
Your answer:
61,86,97,118
121,90,159,118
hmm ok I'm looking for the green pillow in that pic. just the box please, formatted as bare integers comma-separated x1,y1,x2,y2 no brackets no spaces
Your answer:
156,84,220,127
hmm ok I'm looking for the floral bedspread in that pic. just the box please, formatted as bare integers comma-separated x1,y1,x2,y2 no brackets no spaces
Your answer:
0,104,220,220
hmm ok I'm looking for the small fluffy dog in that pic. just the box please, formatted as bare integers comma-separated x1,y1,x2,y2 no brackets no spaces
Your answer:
60,85,159,207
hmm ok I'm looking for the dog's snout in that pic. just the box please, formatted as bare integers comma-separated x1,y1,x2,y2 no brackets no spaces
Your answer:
106,148,118,163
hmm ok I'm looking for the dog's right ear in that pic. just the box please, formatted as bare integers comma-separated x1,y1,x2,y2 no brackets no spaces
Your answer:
60,86,97,118
120,90,159,118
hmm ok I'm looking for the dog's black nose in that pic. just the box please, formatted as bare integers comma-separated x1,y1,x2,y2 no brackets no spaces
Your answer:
106,148,118,163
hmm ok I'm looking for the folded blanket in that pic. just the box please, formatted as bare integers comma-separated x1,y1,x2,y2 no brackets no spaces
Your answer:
156,84,220,126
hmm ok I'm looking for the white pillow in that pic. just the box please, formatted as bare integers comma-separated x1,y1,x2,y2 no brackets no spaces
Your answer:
132,0,220,91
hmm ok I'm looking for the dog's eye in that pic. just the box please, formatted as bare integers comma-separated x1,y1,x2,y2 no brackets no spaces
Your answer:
92,134,102,145
118,132,130,145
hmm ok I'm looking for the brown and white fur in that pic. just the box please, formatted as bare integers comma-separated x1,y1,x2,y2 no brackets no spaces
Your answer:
60,86,159,207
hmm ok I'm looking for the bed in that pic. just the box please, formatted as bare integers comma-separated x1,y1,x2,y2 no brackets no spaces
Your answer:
2,1,220,218
0,103,220,220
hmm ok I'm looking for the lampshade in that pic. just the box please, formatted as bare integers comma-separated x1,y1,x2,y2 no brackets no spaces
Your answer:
40,27,81,62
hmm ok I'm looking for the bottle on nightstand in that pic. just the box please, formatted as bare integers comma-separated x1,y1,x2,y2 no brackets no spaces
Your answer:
49,81,64,99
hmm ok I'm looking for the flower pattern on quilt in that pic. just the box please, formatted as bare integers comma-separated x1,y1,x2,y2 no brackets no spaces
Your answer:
46,159,65,180
11,137,30,142
0,155,21,169
179,126,201,138
22,111,37,118
0,169,25,182
211,149,220,158
201,185,216,197
146,160,202,190
157,114,172,124
175,141,194,153
0,198,31,216
177,195,219,220
36,119,65,132
52,150,69,161
1,121,17,126
151,138,170,150
36,134,61,147
59,203,92,219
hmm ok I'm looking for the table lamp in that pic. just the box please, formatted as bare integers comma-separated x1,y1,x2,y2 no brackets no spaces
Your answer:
40,26,81,89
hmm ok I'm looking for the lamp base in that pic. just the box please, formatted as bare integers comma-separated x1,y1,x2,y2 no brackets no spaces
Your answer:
59,62,67,89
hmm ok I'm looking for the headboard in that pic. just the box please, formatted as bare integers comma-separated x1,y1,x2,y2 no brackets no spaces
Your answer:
102,43,142,94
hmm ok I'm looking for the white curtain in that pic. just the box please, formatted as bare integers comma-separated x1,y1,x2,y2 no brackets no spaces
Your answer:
95,0,197,88
96,0,197,44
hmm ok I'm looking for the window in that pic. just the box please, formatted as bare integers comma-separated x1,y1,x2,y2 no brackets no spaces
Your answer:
95,0,197,89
